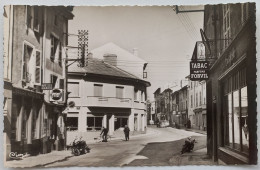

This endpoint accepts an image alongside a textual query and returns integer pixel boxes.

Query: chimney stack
[133,48,138,57]
[103,54,117,66]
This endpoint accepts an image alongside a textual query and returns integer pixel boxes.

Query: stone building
[3,5,73,160]
[203,3,256,164]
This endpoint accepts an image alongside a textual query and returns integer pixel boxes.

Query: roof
[68,58,151,87]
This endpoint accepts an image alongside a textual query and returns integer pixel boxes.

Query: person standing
[124,125,130,141]
[100,127,108,142]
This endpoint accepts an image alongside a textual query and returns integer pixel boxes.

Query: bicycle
[94,135,112,143]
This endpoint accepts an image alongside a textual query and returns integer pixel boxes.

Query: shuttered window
[35,51,41,84]
[116,86,124,98]
[94,84,103,97]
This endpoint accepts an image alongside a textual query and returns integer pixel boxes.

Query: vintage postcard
[2,1,257,168]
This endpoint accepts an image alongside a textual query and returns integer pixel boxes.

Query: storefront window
[223,68,248,154]
[241,86,249,153]
[87,116,103,130]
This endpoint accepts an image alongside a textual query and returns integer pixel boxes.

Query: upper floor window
[50,74,58,88]
[94,84,103,97]
[22,44,33,82]
[241,3,249,25]
[223,4,231,49]
[116,86,124,98]
[50,34,59,62]
[68,82,79,97]
[54,14,58,26]
[134,89,138,101]
[190,95,193,108]
[199,92,202,106]
[196,93,198,107]
[58,42,62,67]
[35,51,41,84]
[26,6,40,32]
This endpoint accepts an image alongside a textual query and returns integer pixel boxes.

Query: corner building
[66,57,150,144]
[204,3,257,164]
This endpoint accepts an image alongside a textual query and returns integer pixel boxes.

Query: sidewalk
[4,150,73,168]
[185,128,207,135]
[169,147,216,165]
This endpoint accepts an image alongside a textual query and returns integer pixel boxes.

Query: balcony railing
[86,96,132,108]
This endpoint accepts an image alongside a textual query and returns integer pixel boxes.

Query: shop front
[11,87,44,155]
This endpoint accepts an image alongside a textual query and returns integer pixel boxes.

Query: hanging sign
[190,61,209,81]
[50,88,63,102]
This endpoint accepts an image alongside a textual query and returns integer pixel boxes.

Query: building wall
[204,3,256,164]
[66,75,148,144]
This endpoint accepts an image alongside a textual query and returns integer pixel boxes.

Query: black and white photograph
[2,1,258,168]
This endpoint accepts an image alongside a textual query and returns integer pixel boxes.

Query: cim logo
[50,89,63,102]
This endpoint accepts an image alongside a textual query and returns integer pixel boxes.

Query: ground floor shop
[206,29,257,164]
[9,87,66,158]
[66,107,147,145]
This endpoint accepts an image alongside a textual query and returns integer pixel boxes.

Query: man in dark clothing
[100,127,108,142]
[124,125,130,141]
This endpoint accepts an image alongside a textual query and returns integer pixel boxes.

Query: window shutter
[35,51,41,84]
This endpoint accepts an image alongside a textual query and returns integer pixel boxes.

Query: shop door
[134,114,138,131]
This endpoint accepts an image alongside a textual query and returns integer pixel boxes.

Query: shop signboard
[190,61,209,81]
[50,88,63,102]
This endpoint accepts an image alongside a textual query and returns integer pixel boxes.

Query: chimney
[103,54,117,66]
[133,48,138,57]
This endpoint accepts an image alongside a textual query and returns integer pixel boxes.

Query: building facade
[3,5,73,160]
[188,80,207,130]
[178,86,188,127]
[204,3,256,164]
[66,56,150,144]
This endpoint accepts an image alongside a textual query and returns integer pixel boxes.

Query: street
[45,127,206,167]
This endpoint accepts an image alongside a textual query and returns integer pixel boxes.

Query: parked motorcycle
[71,137,91,156]
[181,137,197,154]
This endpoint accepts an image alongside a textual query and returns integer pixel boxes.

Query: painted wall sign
[42,83,53,90]
[190,61,209,81]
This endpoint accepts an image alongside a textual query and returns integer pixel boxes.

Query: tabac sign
[190,61,209,80]
[190,41,209,81]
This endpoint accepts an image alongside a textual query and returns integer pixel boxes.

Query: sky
[68,6,204,100]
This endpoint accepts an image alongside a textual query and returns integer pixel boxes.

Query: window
[190,95,193,108]
[58,42,62,67]
[87,116,103,131]
[35,51,41,84]
[68,82,79,97]
[94,84,103,97]
[33,6,39,32]
[241,3,249,24]
[223,4,231,48]
[59,79,64,89]
[134,89,138,100]
[50,74,58,89]
[223,68,248,154]
[66,117,78,131]
[50,34,59,62]
[196,93,198,107]
[199,92,202,106]
[26,6,33,29]
[22,44,33,82]
[116,86,124,98]
[54,15,58,26]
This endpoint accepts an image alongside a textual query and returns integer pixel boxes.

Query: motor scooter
[181,137,197,154]
[71,137,91,156]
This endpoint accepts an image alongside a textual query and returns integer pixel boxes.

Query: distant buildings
[66,45,151,144]
[3,5,74,160]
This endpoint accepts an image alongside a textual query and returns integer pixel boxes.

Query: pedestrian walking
[124,125,130,141]
[100,127,108,142]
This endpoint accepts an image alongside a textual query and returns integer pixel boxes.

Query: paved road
[46,127,206,167]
